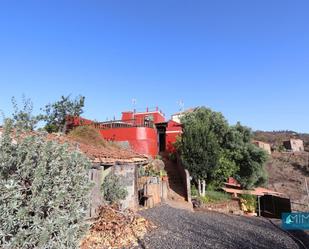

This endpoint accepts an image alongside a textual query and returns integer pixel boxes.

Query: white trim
[166,131,182,134]
[134,111,162,115]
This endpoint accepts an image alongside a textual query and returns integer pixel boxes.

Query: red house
[66,107,182,157]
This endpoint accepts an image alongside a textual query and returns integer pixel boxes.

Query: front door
[159,132,166,152]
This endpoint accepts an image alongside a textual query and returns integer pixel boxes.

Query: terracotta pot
[162,176,168,181]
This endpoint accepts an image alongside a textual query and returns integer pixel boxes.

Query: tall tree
[42,95,85,133]
[178,107,268,191]
[179,107,230,194]
[225,123,268,188]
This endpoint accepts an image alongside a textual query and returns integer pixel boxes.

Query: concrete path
[162,155,187,202]
[161,154,193,211]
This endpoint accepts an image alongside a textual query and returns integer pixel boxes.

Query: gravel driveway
[138,205,308,249]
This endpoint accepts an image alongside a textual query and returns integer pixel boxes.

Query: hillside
[266,152,309,211]
[253,131,309,211]
[254,130,309,151]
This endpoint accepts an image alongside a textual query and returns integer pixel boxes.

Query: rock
[151,159,165,171]
[230,210,244,216]
[192,198,202,208]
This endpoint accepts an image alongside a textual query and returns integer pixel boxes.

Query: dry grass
[68,126,118,148]
[80,205,155,249]
[266,152,309,211]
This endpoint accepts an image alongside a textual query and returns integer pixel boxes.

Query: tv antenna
[131,98,137,108]
[177,100,184,112]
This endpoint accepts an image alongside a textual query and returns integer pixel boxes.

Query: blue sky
[0,1,308,132]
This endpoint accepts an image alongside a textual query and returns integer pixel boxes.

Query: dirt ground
[266,152,309,211]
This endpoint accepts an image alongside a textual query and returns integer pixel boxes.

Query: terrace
[90,118,155,130]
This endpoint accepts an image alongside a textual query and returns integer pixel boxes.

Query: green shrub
[138,164,164,177]
[191,185,198,197]
[159,169,167,177]
[101,174,128,204]
[240,194,257,212]
[168,152,177,162]
[178,107,268,189]
[199,191,231,204]
[0,120,92,248]
[138,166,146,177]
[206,183,217,191]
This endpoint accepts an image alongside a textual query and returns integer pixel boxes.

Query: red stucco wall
[99,127,158,157]
[166,120,182,153]
[121,112,134,121]
[66,116,94,130]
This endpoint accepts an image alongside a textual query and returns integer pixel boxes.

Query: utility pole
[306,152,309,208]
[132,98,137,112]
[177,100,184,112]
[257,196,261,217]
[305,177,309,209]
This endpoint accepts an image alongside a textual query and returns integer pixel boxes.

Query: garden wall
[87,163,139,218]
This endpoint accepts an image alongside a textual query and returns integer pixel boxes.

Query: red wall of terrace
[165,120,182,153]
[66,112,184,157]
[99,127,158,157]
[121,112,134,121]
[66,116,94,126]
[133,112,165,124]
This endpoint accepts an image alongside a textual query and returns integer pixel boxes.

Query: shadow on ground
[138,205,309,249]
[161,153,187,201]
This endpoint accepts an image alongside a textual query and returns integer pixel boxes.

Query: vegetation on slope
[254,130,309,152]
[198,191,231,204]
[69,126,108,147]
[266,152,309,211]
[253,130,309,210]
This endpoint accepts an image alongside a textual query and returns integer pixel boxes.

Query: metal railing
[88,119,155,130]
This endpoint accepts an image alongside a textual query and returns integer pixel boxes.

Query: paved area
[160,155,193,211]
[164,199,193,212]
[138,205,309,249]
